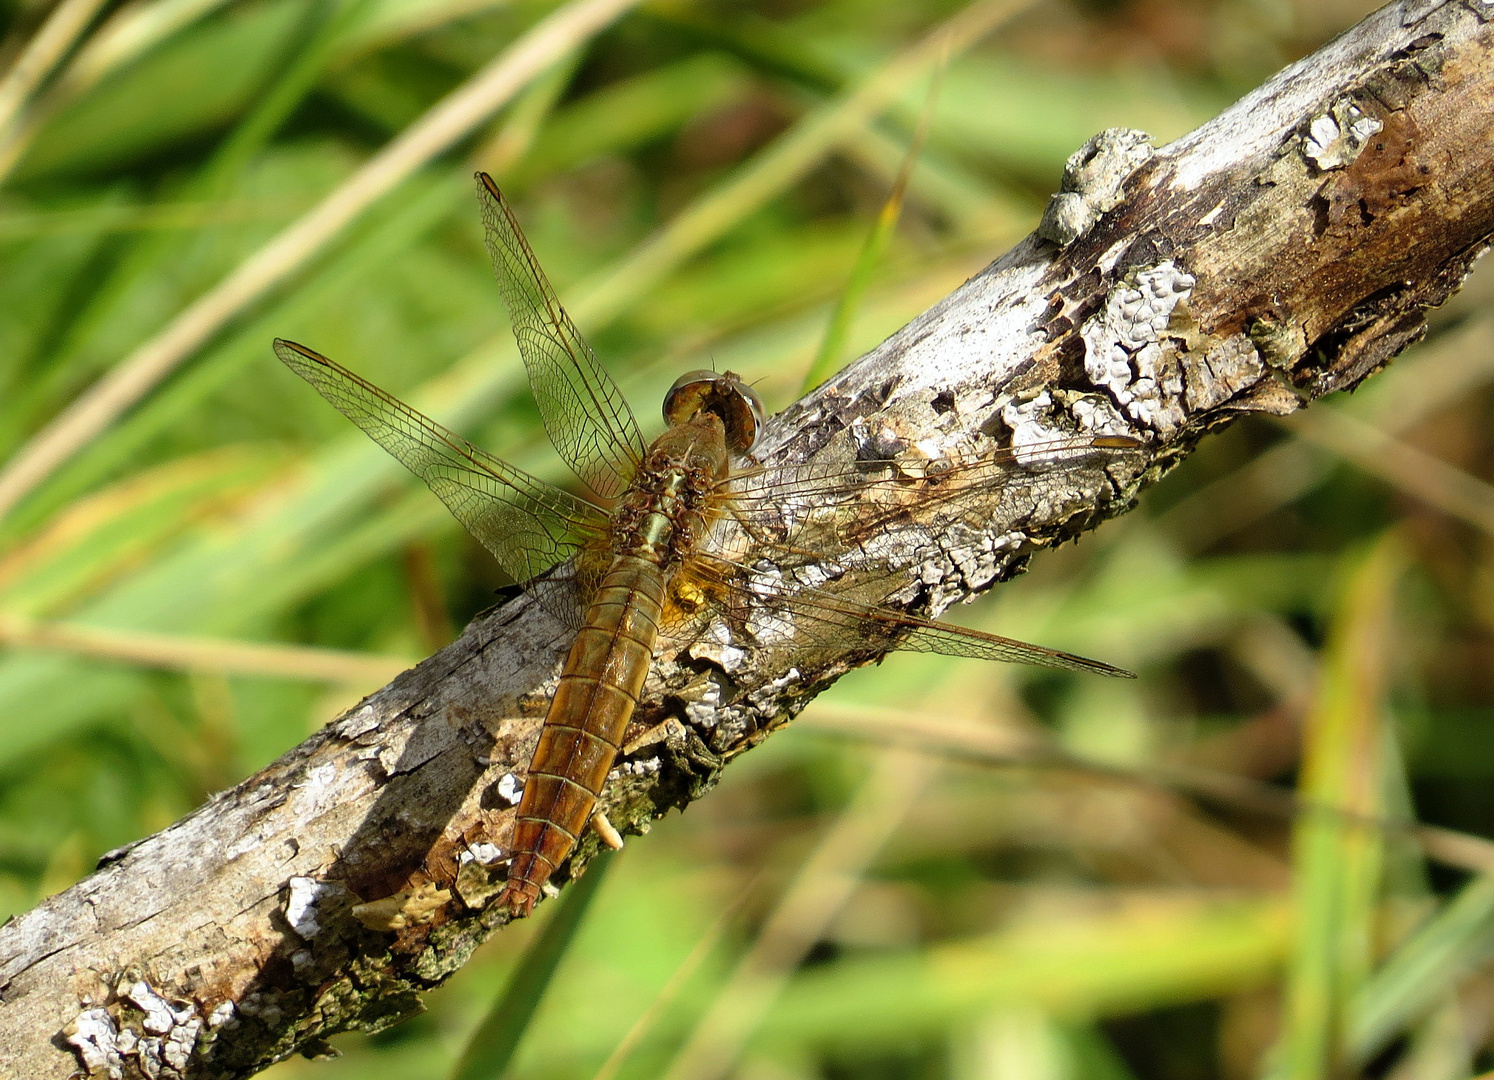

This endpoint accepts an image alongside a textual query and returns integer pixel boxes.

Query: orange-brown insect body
[499,409,736,915]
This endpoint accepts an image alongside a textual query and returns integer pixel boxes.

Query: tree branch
[4,1,1493,1076]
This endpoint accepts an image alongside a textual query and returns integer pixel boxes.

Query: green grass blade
[448,856,614,1080]
[11,0,307,182]
[591,881,749,1080]
[3,0,363,448]
[511,54,743,186]
[1346,873,1494,1064]
[201,0,382,195]
[1273,536,1403,1080]
[799,164,899,394]
[0,0,642,525]
[1,169,466,542]
[801,64,940,394]
[759,897,1290,1047]
[572,0,1034,330]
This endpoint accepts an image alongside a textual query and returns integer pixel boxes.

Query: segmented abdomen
[499,555,665,915]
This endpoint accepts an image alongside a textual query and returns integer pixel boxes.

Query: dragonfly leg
[591,810,624,850]
[725,501,775,548]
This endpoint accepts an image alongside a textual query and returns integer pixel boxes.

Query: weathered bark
[3,1,1493,1076]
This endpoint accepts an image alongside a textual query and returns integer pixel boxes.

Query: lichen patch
[495,772,523,806]
[65,1008,122,1078]
[688,619,747,673]
[1039,128,1156,245]
[1081,261,1196,434]
[1304,98,1384,171]
[63,979,204,1080]
[283,876,349,940]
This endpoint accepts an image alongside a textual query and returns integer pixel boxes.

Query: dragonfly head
[663,370,765,454]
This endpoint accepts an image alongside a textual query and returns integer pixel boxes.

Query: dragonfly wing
[475,173,647,501]
[276,339,607,627]
[689,551,1132,678]
[680,437,1142,677]
[877,615,1133,676]
[728,434,1143,556]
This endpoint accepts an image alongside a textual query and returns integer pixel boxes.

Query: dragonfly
[276,172,1140,917]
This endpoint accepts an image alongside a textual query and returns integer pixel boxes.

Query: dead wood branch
[3,1,1493,1076]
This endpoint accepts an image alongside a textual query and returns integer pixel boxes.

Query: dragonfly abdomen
[500,555,667,915]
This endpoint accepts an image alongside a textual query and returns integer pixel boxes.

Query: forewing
[678,434,1141,677]
[728,434,1143,555]
[275,339,606,624]
[475,173,646,500]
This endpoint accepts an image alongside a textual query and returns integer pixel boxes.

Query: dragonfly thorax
[610,415,731,569]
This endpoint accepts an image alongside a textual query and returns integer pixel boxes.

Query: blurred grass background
[4,0,1494,1077]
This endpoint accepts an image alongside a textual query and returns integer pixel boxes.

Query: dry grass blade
[1282,407,1494,538]
[474,46,581,175]
[0,0,643,526]
[51,0,232,96]
[798,700,1494,878]
[658,747,937,1080]
[0,0,111,139]
[0,615,411,683]
[0,0,235,180]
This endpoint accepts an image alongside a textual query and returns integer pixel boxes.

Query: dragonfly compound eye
[663,370,765,454]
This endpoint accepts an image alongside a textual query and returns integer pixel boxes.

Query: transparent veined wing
[275,339,608,624]
[475,173,646,501]
[725,433,1143,555]
[672,433,1143,677]
[687,550,1133,678]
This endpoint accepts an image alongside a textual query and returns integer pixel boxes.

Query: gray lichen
[1303,98,1383,171]
[1039,128,1156,245]
[63,979,205,1080]
[1081,260,1196,434]
[1182,335,1268,413]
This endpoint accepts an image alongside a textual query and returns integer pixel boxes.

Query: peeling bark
[3,1,1493,1076]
